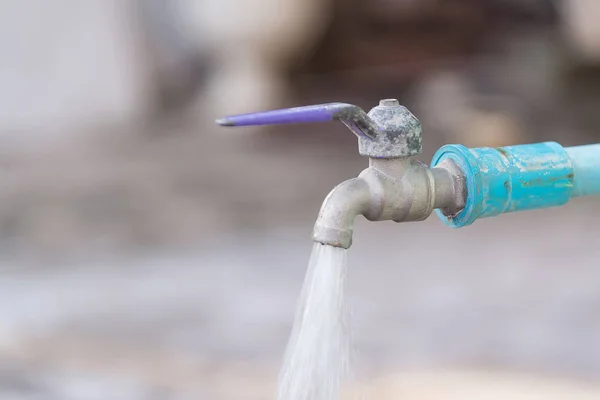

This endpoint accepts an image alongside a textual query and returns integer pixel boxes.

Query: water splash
[277,242,350,400]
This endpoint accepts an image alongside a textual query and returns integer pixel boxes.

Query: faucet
[217,99,600,249]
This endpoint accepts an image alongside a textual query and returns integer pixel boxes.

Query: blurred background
[2,0,600,398]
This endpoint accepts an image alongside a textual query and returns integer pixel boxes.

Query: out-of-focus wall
[562,0,600,62]
[175,0,332,116]
[0,1,153,139]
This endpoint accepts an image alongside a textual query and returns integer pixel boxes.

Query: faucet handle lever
[216,102,379,140]
[216,99,422,158]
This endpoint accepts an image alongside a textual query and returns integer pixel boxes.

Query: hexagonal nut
[358,99,422,158]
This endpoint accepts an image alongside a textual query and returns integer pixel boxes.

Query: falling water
[277,242,351,400]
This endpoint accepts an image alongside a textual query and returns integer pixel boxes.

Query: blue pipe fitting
[431,142,578,227]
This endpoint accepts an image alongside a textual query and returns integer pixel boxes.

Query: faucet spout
[313,177,372,249]
[312,157,467,249]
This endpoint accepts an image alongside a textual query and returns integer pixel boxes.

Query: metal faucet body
[217,98,466,248]
[217,99,600,249]
[313,157,464,248]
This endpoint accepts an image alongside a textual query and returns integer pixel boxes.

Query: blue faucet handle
[215,102,379,140]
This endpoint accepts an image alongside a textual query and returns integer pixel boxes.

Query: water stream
[277,242,351,400]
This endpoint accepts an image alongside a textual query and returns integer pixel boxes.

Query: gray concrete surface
[0,192,599,398]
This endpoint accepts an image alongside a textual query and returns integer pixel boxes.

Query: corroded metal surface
[363,99,422,158]
[312,157,463,248]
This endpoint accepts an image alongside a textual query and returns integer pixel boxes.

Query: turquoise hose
[566,144,600,198]
[431,141,599,227]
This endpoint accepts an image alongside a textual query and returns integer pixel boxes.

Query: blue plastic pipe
[431,142,600,227]
[567,144,600,198]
